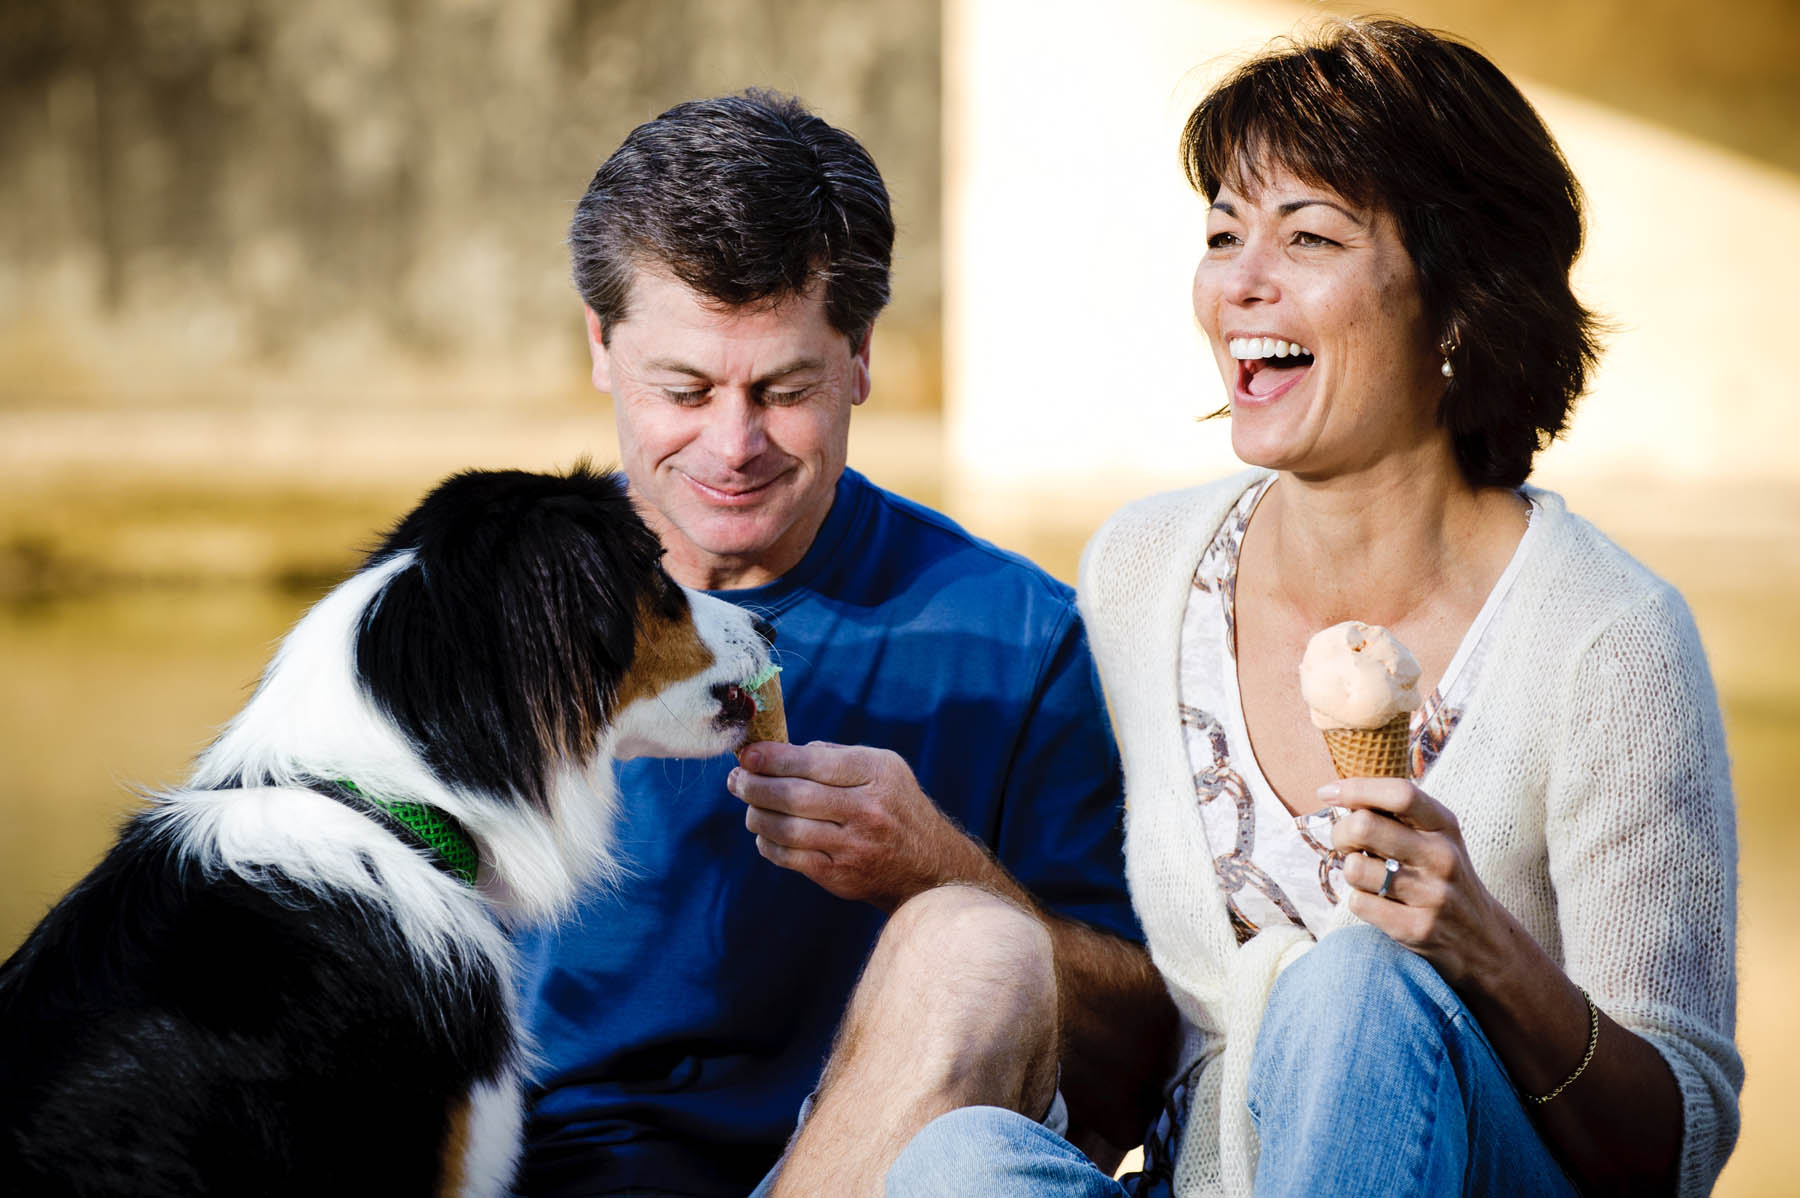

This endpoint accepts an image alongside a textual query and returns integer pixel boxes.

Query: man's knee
[876,885,1055,1009]
[846,884,1058,1114]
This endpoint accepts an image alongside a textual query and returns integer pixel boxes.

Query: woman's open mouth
[1230,336,1315,401]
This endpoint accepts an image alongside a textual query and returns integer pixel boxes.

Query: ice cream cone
[1320,712,1412,779]
[745,667,788,744]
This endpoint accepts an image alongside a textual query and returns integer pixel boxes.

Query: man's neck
[656,490,841,592]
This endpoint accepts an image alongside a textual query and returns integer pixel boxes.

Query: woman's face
[1193,164,1444,478]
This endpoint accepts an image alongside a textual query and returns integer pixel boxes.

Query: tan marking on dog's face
[438,1094,472,1197]
[613,591,717,711]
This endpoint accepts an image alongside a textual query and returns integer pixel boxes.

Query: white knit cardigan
[1078,469,1741,1197]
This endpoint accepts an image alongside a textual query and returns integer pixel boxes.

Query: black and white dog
[0,465,775,1196]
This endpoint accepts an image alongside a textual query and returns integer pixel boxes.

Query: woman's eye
[1293,231,1339,248]
[1206,231,1241,250]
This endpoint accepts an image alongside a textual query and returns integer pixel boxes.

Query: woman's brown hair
[1182,17,1602,489]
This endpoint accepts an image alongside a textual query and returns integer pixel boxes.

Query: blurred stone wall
[0,0,941,411]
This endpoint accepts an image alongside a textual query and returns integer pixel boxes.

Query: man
[515,90,1173,1196]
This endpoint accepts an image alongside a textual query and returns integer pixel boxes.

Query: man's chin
[689,512,788,559]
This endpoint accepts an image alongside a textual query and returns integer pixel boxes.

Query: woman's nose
[1221,241,1279,306]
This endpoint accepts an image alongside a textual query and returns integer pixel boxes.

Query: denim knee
[1261,924,1456,1039]
[1249,924,1466,1120]
[1244,926,1578,1198]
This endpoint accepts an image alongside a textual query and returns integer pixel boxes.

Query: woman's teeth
[1228,336,1313,361]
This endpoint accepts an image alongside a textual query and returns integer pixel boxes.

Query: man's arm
[730,743,1176,1165]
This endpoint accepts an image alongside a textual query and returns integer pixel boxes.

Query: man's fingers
[729,768,845,821]
[754,834,832,876]
[736,739,882,788]
[745,804,840,852]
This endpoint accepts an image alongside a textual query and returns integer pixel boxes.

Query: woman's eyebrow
[1209,197,1361,223]
[1279,198,1362,223]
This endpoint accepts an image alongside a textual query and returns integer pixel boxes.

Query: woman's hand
[1322,777,1524,990]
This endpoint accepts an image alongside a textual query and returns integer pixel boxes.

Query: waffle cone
[746,671,788,744]
[1320,712,1412,779]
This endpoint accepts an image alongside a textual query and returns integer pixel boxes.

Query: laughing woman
[887,17,1739,1198]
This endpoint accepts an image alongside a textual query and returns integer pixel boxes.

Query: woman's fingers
[1319,777,1462,836]
[1329,806,1435,866]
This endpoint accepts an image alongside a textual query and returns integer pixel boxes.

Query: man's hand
[729,741,997,911]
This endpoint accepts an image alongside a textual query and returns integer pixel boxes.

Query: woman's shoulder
[1508,485,1706,669]
[1082,469,1270,573]
[1077,469,1268,666]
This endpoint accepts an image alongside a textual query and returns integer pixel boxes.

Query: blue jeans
[886,925,1579,1196]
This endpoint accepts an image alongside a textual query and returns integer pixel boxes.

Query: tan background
[2,1,1795,1191]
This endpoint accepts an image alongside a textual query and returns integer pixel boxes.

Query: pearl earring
[1439,335,1458,380]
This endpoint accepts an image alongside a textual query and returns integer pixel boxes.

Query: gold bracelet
[1527,987,1599,1105]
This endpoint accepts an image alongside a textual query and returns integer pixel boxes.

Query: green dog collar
[336,779,480,887]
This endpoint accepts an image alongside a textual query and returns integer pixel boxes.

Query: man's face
[587,268,870,591]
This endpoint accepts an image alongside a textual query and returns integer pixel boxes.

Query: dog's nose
[752,617,777,647]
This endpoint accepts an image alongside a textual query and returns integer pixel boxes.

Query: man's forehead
[621,264,826,325]
[609,268,845,375]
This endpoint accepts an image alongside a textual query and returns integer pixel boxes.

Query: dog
[0,465,776,1196]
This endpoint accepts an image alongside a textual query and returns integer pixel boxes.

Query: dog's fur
[0,465,774,1196]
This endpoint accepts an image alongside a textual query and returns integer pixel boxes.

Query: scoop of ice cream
[1298,621,1421,731]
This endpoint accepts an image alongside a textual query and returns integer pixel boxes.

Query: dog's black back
[0,813,509,1195]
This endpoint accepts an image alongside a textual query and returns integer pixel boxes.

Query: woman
[888,17,1739,1197]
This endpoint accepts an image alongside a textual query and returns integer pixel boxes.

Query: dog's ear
[355,465,664,809]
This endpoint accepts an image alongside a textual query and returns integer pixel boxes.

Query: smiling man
[512,91,1172,1195]
[589,269,864,591]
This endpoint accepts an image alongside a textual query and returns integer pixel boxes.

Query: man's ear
[583,306,613,393]
[851,327,873,406]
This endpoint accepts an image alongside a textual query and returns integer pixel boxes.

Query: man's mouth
[684,473,782,504]
[1229,336,1315,400]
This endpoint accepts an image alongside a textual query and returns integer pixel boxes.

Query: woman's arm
[1329,585,1740,1195]
[1330,778,1684,1193]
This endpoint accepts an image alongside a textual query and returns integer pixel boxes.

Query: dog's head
[357,464,773,804]
[191,464,775,921]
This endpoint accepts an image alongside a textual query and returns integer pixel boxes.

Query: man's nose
[704,391,768,467]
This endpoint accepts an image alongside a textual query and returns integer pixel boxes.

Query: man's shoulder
[847,470,1076,607]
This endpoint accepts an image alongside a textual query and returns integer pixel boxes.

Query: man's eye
[761,387,813,406]
[662,388,708,405]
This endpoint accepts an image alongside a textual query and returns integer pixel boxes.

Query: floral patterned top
[1179,476,1538,942]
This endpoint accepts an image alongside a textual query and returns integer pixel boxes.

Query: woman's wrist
[1453,915,1593,1098]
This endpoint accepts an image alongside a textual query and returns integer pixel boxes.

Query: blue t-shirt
[515,468,1134,1195]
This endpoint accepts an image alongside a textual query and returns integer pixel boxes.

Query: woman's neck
[1249,451,1526,630]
